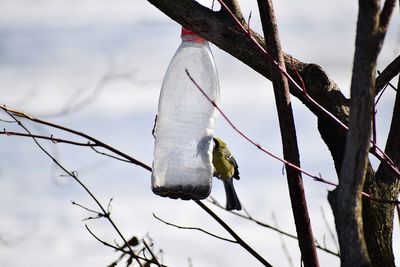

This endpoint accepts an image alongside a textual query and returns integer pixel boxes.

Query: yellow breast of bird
[212,150,235,180]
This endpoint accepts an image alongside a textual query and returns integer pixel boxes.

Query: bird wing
[225,152,240,180]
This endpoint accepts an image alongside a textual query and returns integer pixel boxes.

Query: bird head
[213,137,227,150]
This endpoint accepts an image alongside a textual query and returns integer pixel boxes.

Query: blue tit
[212,137,242,211]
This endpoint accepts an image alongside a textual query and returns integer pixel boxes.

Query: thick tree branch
[329,1,382,266]
[256,0,319,266]
[363,75,400,267]
[151,0,285,87]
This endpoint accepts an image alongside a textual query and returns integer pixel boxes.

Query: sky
[0,0,399,266]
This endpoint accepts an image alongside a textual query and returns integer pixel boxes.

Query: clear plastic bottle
[151,27,220,200]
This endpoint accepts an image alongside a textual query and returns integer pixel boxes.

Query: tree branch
[364,74,400,266]
[0,130,98,147]
[379,0,396,30]
[376,55,400,94]
[256,0,319,266]
[195,200,273,267]
[1,106,151,171]
[329,1,382,266]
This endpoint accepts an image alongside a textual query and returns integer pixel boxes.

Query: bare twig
[1,129,133,164]
[90,146,132,163]
[207,197,340,257]
[0,130,97,147]
[72,201,107,220]
[271,213,295,267]
[142,239,163,267]
[375,81,390,106]
[153,213,236,243]
[86,224,125,251]
[319,207,339,252]
[1,105,151,171]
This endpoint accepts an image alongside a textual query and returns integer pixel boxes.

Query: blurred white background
[0,0,399,266]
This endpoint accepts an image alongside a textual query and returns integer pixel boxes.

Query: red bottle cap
[181,27,206,43]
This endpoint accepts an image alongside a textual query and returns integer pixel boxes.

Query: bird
[212,137,242,211]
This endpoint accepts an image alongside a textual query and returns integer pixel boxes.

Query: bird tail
[223,179,242,211]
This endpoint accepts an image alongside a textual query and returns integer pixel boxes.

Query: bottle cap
[181,27,206,43]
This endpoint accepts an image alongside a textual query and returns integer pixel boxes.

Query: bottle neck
[181,34,207,44]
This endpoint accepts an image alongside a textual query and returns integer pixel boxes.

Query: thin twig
[207,197,340,257]
[271,213,295,267]
[86,224,125,251]
[0,130,97,147]
[90,146,132,163]
[72,201,104,215]
[142,239,163,267]
[319,207,339,252]
[372,102,378,145]
[153,213,236,243]
[375,81,389,106]
[1,105,151,171]
[1,129,132,164]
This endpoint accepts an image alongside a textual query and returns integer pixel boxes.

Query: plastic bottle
[151,27,220,200]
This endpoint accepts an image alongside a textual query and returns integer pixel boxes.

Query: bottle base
[152,184,210,200]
